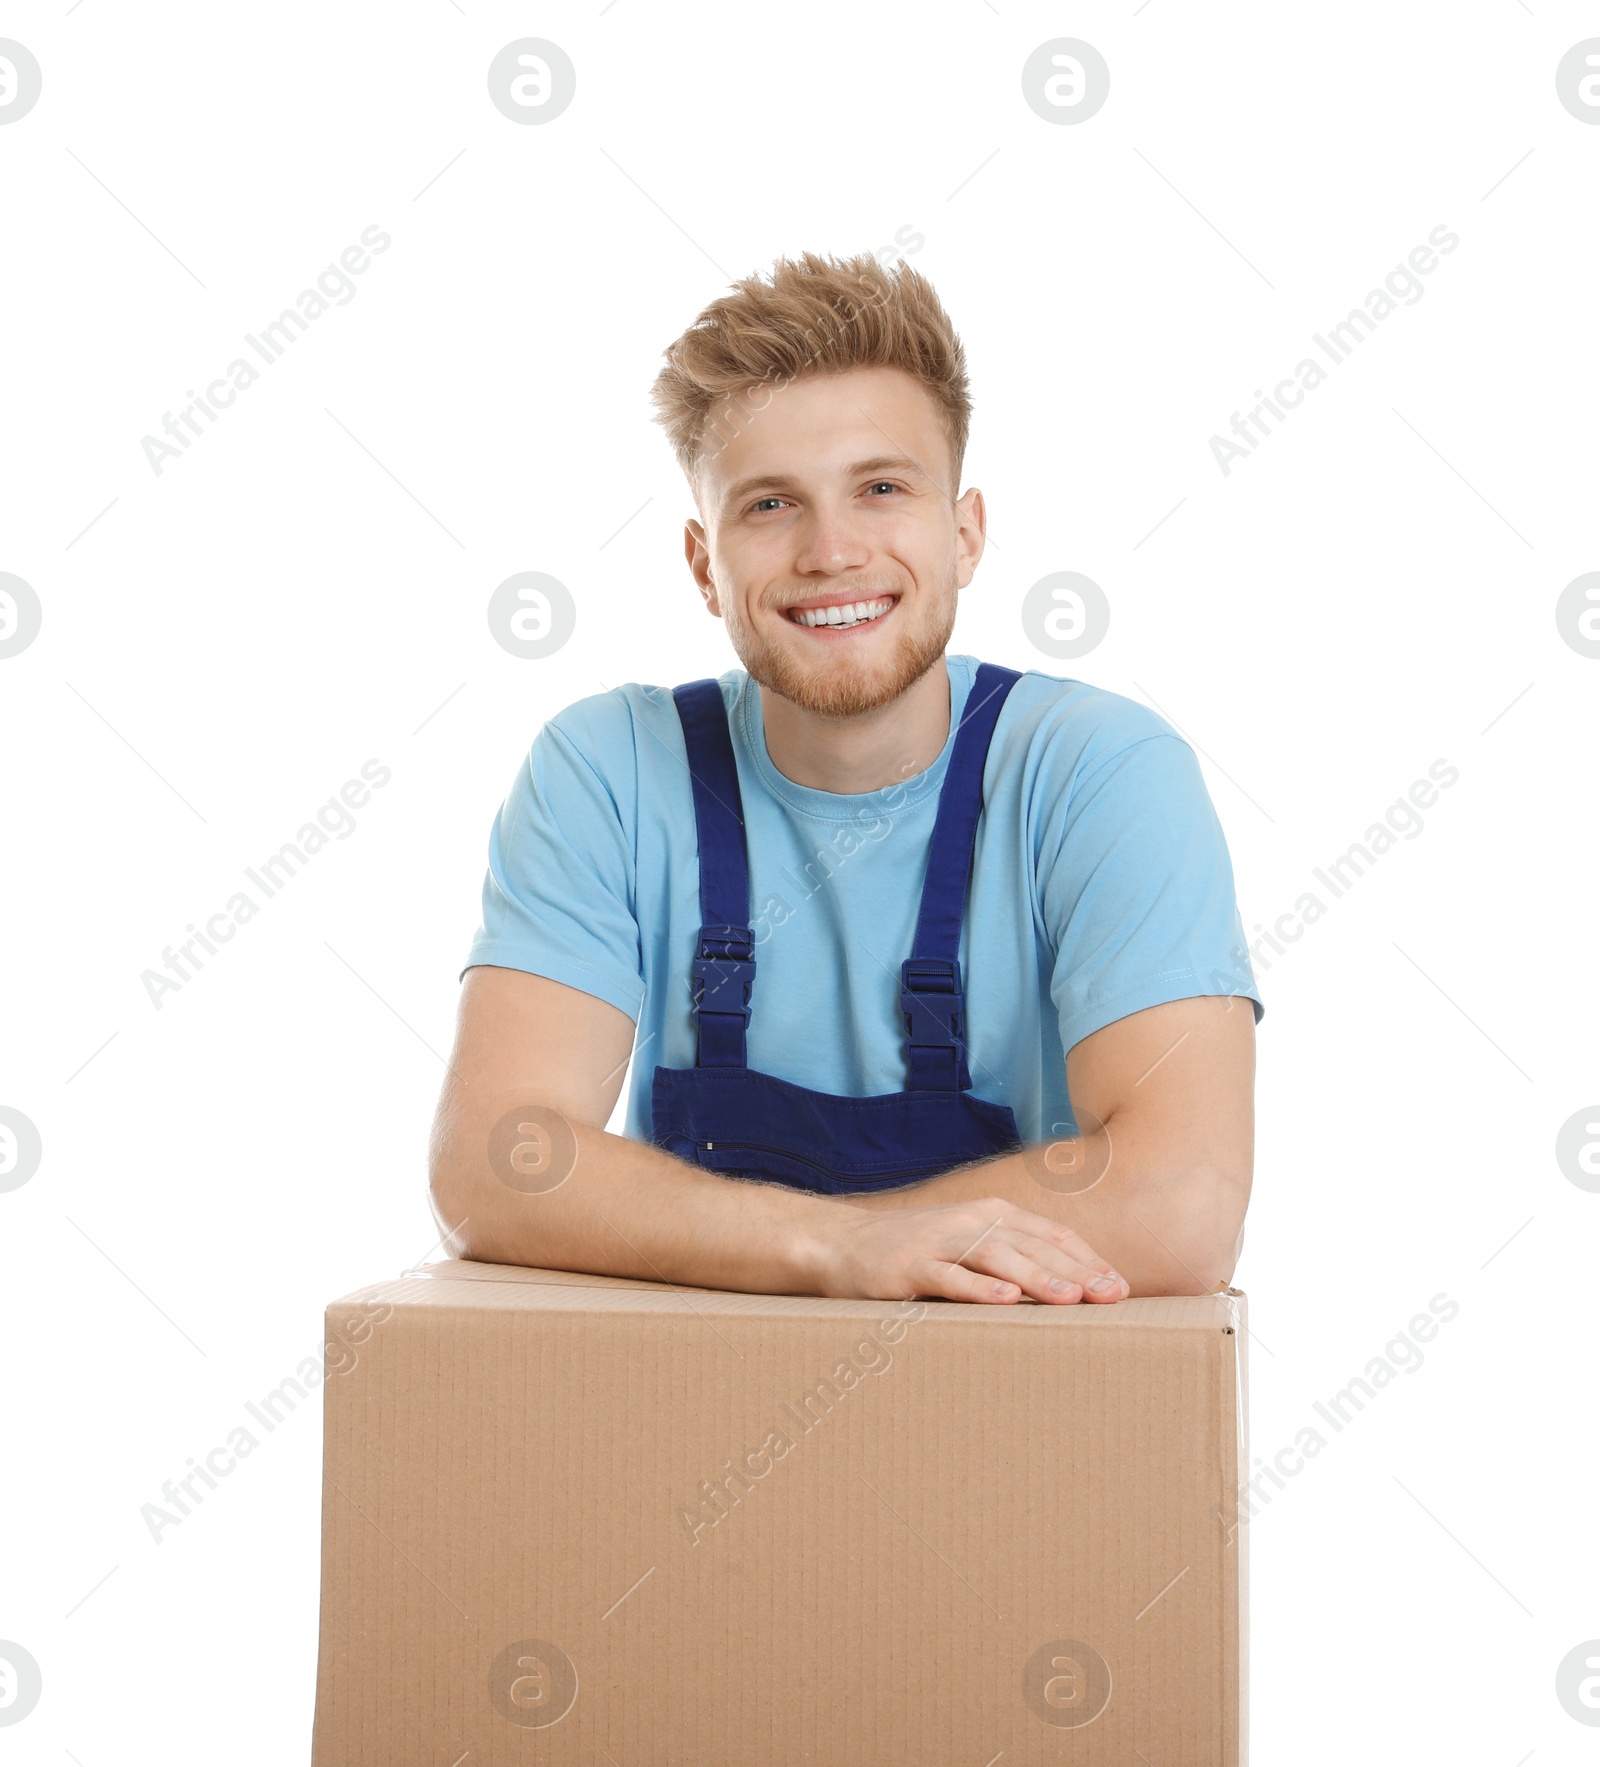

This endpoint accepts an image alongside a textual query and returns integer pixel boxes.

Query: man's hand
[801,1195,1130,1306]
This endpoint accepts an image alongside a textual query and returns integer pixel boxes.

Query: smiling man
[428,251,1263,1306]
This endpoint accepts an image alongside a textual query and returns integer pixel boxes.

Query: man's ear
[684,519,718,612]
[953,486,986,589]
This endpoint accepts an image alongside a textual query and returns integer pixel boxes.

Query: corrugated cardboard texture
[313,1261,1246,1764]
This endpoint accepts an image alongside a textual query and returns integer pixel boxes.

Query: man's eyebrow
[719,455,932,510]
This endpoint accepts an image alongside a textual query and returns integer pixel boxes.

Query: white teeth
[791,596,893,629]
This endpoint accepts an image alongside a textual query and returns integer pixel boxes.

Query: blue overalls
[650,662,1026,1196]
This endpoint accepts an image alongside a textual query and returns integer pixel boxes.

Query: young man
[429,252,1262,1307]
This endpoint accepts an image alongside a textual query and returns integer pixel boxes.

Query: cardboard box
[312,1260,1247,1764]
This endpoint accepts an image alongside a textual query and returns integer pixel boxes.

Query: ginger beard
[720,570,960,721]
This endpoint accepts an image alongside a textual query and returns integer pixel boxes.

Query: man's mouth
[784,594,897,632]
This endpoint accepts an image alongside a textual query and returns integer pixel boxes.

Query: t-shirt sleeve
[461,711,646,1023]
[1040,731,1263,1055]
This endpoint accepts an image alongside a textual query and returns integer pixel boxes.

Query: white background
[2,1,1596,1759]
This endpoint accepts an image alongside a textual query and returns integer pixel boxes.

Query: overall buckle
[692,924,756,1022]
[900,955,964,1046]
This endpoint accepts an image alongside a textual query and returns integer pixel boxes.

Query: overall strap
[671,679,755,1068]
[902,662,1022,1092]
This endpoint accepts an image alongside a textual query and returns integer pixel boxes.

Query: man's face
[684,365,985,719]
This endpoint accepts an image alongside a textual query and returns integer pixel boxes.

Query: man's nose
[790,508,873,577]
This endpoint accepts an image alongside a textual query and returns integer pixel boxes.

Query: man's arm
[846,994,1256,1297]
[426,965,1134,1306]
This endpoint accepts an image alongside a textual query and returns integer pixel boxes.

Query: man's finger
[948,1216,1125,1302]
[959,1238,1086,1305]
[908,1258,1024,1306]
[1002,1229,1128,1302]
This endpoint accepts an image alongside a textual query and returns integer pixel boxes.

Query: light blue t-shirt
[463,653,1263,1146]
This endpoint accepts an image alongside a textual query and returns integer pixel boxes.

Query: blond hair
[649,250,971,501]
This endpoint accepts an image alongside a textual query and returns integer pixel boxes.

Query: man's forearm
[844,1121,1248,1297]
[432,1118,850,1295]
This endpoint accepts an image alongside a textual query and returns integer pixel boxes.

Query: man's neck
[757,660,952,795]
